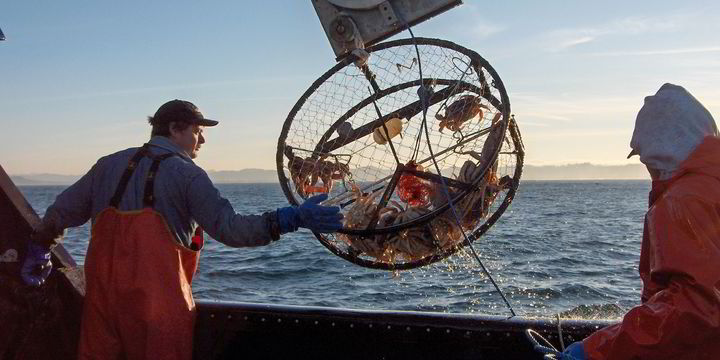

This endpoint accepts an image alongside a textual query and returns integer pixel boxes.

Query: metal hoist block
[311,0,462,60]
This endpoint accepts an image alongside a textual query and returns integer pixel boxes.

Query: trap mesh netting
[277,38,524,270]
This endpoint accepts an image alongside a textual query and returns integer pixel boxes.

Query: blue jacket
[41,136,275,248]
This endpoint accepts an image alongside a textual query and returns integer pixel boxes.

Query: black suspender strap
[142,153,175,208]
[109,145,149,208]
[108,144,177,209]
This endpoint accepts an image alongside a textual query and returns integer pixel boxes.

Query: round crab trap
[277,37,524,270]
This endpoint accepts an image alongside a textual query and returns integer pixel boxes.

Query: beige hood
[629,83,717,179]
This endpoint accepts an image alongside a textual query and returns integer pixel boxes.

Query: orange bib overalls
[78,145,204,360]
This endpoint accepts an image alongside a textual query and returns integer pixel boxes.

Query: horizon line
[9,162,644,177]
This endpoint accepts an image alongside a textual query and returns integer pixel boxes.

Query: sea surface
[20,180,649,319]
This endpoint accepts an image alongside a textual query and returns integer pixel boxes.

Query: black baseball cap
[152,100,219,127]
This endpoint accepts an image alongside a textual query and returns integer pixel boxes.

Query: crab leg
[365,168,403,231]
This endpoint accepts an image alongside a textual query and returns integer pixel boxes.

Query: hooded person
[560,83,720,359]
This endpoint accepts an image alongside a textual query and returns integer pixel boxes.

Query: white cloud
[514,120,550,128]
[529,129,632,138]
[559,36,595,49]
[609,15,687,34]
[12,76,307,104]
[540,13,694,51]
[511,92,640,126]
[472,22,505,38]
[590,46,720,57]
[521,112,573,123]
[457,3,506,39]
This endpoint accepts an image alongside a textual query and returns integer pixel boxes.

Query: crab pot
[277,37,524,270]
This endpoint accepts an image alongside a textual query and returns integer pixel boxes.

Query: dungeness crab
[436,95,489,133]
[338,187,392,261]
[289,155,350,198]
[338,186,458,263]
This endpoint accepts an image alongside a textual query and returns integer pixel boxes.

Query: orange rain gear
[77,146,204,359]
[583,136,720,359]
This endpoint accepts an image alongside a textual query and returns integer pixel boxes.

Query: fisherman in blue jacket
[21,99,343,359]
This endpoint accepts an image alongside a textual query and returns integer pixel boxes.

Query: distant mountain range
[10,163,648,186]
[206,169,279,183]
[11,174,84,185]
[10,169,279,186]
[522,163,648,180]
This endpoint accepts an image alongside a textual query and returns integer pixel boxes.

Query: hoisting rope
[397,15,517,317]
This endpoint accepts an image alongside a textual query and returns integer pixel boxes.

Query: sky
[1,1,719,175]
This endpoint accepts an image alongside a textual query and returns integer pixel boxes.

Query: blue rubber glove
[277,194,344,233]
[21,242,53,286]
[559,342,587,360]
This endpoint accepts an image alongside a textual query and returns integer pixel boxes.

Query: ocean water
[19,180,649,319]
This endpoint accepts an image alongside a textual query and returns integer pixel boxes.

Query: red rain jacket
[583,136,720,359]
